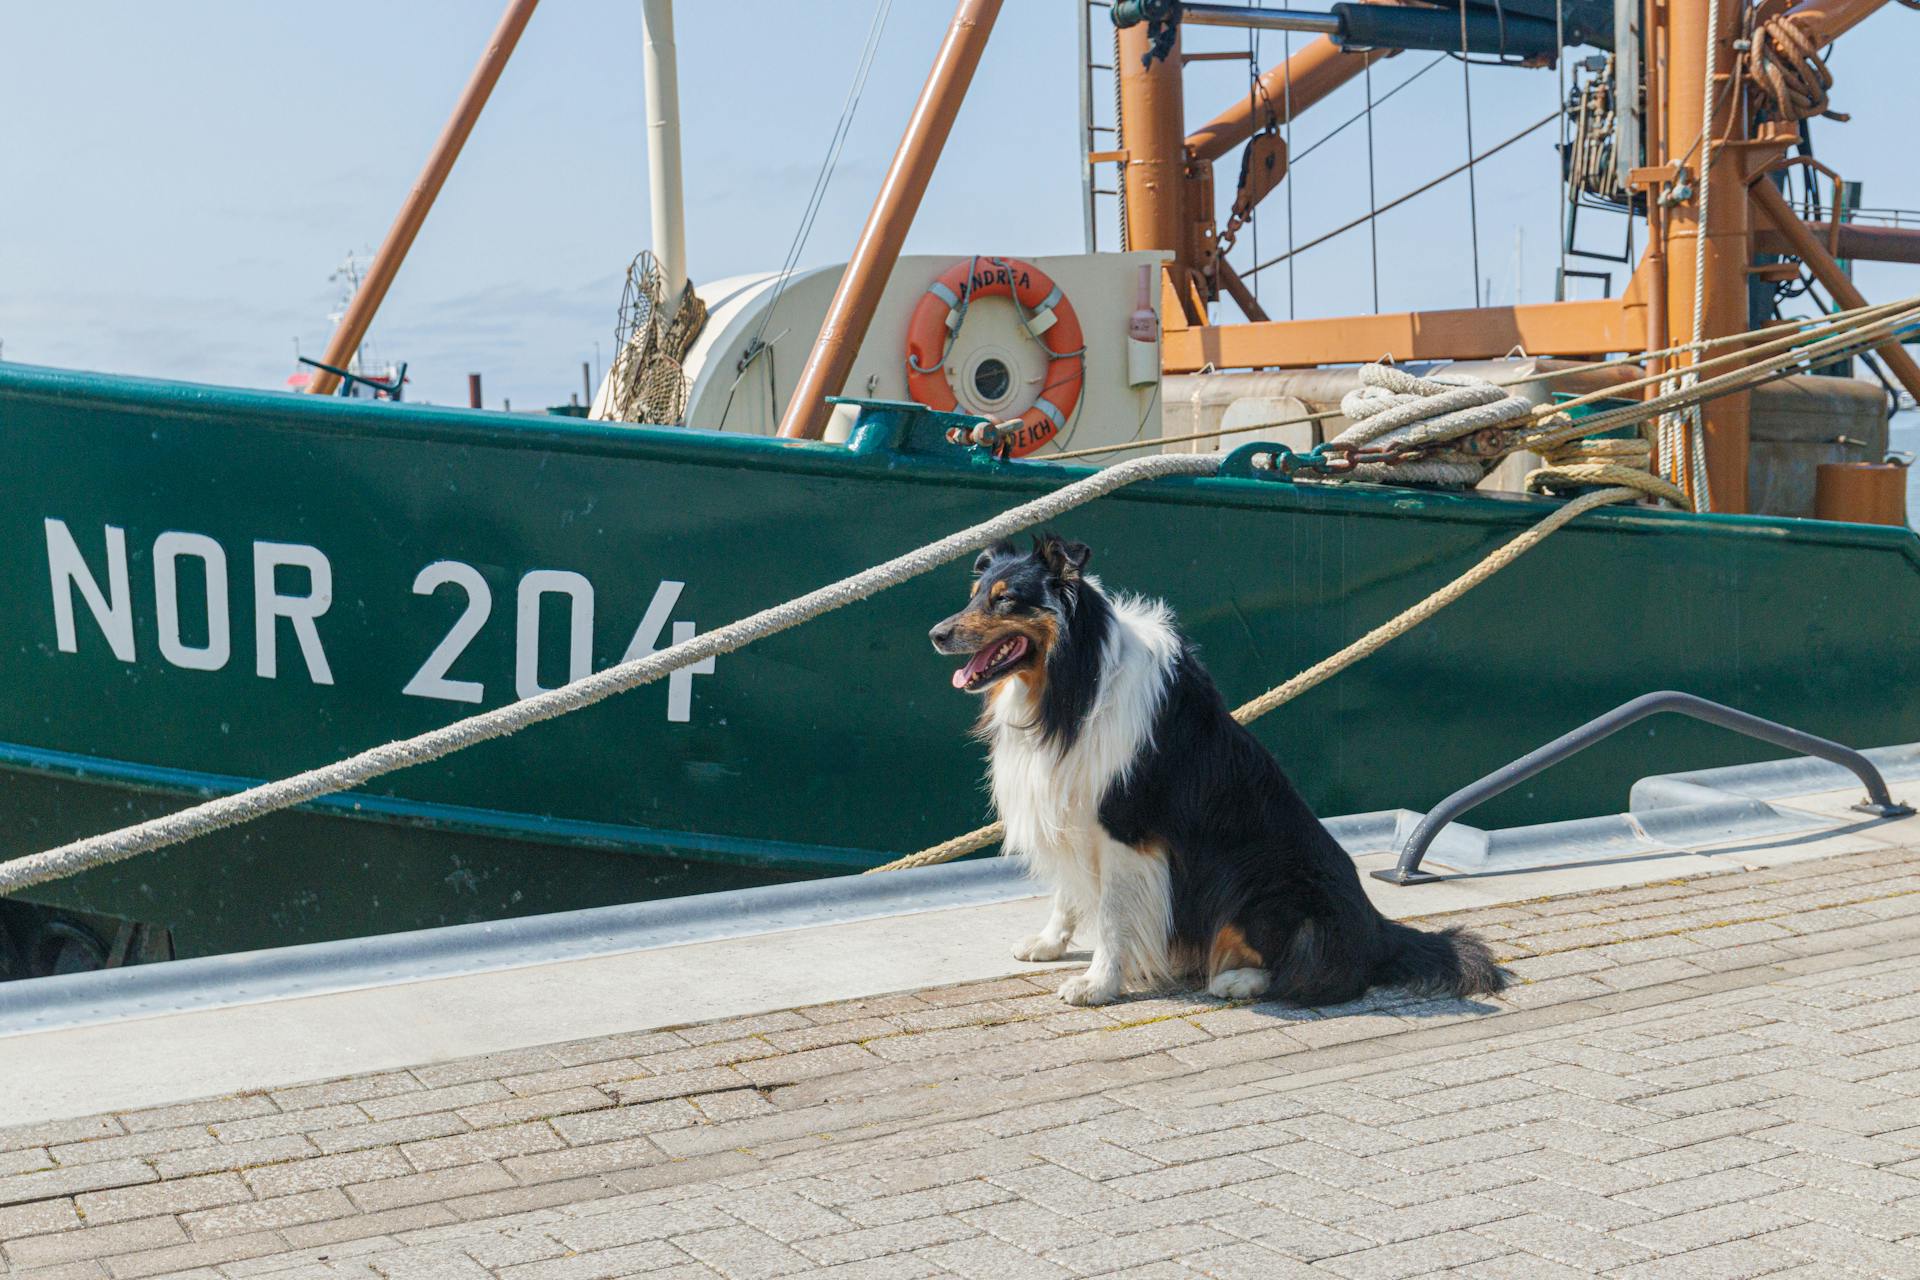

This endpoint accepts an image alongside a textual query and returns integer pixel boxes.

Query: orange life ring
[905,256,1085,456]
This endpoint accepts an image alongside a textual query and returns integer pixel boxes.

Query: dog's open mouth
[952,634,1030,690]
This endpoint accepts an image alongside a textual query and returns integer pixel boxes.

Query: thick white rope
[0,452,1221,896]
[1332,365,1533,485]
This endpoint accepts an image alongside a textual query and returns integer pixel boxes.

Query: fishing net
[599,252,708,424]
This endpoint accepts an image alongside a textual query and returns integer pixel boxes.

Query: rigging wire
[1459,1,1485,307]
[1555,0,1568,297]
[1248,1,1261,313]
[1243,111,1560,277]
[1283,30,1297,318]
[1364,59,1381,313]
[723,0,893,423]
[1287,55,1446,169]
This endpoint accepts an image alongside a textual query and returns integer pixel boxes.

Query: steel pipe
[776,0,1004,440]
[1175,4,1342,34]
[1373,691,1912,885]
[307,0,540,396]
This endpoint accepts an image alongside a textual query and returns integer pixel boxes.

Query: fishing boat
[2,0,1917,978]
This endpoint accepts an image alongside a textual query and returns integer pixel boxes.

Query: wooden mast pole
[1659,0,1751,510]
[306,0,540,397]
[775,0,1005,441]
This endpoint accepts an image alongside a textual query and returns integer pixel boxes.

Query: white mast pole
[642,0,688,311]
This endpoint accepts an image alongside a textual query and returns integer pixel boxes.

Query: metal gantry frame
[1373,690,1914,885]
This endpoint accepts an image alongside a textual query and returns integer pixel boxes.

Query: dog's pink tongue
[953,649,993,689]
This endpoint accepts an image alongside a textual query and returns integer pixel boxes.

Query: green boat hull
[2,363,1917,960]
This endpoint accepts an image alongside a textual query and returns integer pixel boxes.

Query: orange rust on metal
[1185,28,1401,164]
[1161,299,1636,371]
[307,0,540,397]
[1659,0,1751,510]
[775,0,1005,440]
[1749,178,1920,404]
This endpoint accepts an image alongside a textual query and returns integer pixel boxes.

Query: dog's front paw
[1013,933,1070,962]
[1057,973,1120,1006]
[1208,967,1272,1000]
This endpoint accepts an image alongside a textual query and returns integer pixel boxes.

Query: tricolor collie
[930,535,1507,1008]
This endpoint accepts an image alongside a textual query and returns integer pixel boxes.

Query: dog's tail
[1374,921,1509,998]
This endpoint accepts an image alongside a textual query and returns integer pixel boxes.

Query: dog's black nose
[929,621,955,650]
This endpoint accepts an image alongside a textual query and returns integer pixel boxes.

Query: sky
[2,2,1916,409]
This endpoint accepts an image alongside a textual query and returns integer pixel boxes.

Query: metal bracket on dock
[1372,690,1914,886]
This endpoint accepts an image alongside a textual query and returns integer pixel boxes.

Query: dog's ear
[973,540,1015,575]
[1033,534,1092,581]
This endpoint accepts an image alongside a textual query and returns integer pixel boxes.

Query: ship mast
[1101,0,1920,512]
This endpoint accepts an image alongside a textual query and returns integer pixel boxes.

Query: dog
[929,533,1508,1008]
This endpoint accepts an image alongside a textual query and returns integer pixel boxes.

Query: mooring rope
[868,484,1639,874]
[0,453,1221,896]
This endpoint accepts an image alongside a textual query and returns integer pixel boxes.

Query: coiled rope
[0,452,1220,896]
[1747,13,1846,124]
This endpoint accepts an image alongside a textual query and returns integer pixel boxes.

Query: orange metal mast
[306,0,540,397]
[1116,19,1200,319]
[776,0,1005,441]
[1658,0,1752,510]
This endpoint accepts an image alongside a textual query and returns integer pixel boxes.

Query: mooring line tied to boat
[6,308,1908,895]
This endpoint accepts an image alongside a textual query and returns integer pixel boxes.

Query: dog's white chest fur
[985,593,1179,874]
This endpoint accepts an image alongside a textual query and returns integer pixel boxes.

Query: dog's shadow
[1042,954,1503,1022]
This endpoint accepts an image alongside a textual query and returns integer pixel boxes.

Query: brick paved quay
[5,847,1920,1280]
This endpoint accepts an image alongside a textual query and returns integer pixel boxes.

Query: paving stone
[346,1162,516,1213]
[359,1082,510,1122]
[452,1087,614,1130]
[493,1240,690,1280]
[311,1112,471,1156]
[100,1230,286,1279]
[4,1217,189,1269]
[0,1159,158,1208]
[0,1197,83,1239]
[1311,1229,1508,1279]
[47,1128,217,1167]
[73,1174,251,1225]
[1607,1238,1804,1280]
[1466,1209,1665,1271]
[150,1135,318,1179]
[1616,1200,1807,1254]
[673,1225,813,1278]
[178,1188,355,1240]
[913,1232,1074,1279]
[242,1147,412,1198]
[399,1122,566,1172]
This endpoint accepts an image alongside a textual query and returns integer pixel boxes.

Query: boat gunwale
[6,361,1916,561]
